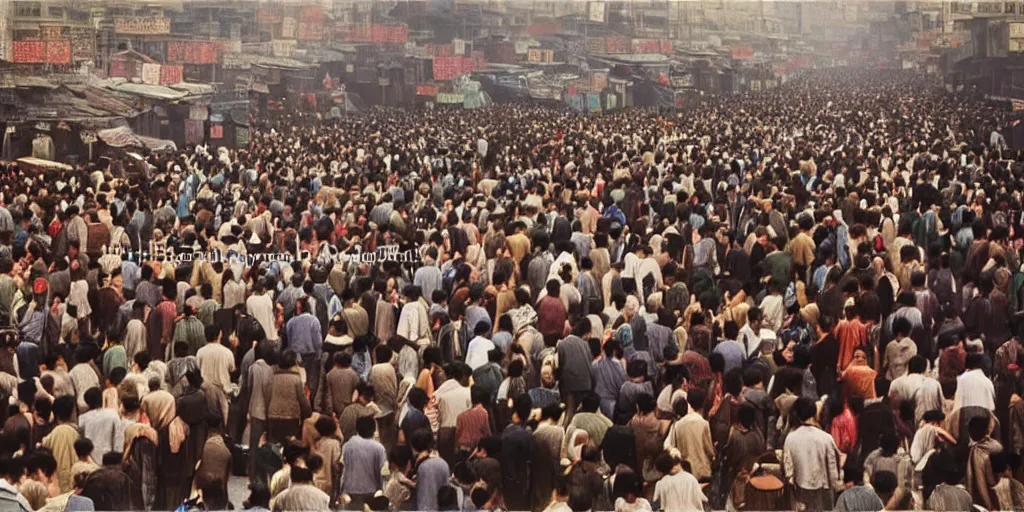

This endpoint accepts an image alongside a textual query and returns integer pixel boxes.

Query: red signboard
[257,7,282,23]
[345,24,409,44]
[299,6,324,23]
[12,41,45,63]
[606,37,630,54]
[433,56,459,80]
[110,60,127,77]
[46,40,71,64]
[525,20,562,36]
[416,84,438,96]
[160,64,183,84]
[12,40,69,64]
[168,42,220,64]
[731,46,754,60]
[210,124,223,139]
[659,40,674,54]
[297,23,324,41]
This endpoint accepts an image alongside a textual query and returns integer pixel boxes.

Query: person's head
[908,355,928,375]
[107,366,127,388]
[654,450,679,475]
[580,392,600,413]
[52,396,74,423]
[74,438,94,460]
[437,485,459,510]
[101,452,122,467]
[512,393,533,424]
[355,382,376,403]
[25,452,56,483]
[314,415,338,438]
[842,459,864,486]
[409,427,434,453]
[545,279,560,298]
[407,387,428,411]
[204,324,221,344]
[966,353,985,371]
[356,416,377,439]
[568,488,594,512]
[794,396,817,423]
[83,387,102,411]
[872,471,898,498]
[879,430,900,457]
[290,465,314,485]
[245,485,270,510]
[742,367,763,388]
[968,416,990,442]
[687,388,706,413]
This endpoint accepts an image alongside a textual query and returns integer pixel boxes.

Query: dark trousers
[438,426,457,466]
[301,352,321,404]
[267,418,300,445]
[248,418,268,482]
[346,493,374,511]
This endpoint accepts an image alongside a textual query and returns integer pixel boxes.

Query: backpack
[603,205,626,228]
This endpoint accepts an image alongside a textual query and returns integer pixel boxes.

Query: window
[47,7,63,18]
[14,2,41,17]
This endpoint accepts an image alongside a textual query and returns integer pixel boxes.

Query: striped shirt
[173,316,206,355]
[155,300,178,346]
[455,405,490,450]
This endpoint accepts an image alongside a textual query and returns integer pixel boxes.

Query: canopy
[97,126,143,148]
[138,136,177,153]
[16,157,72,172]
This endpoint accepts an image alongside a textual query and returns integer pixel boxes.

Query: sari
[842,364,878,401]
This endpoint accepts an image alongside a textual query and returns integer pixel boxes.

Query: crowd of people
[0,67,1017,512]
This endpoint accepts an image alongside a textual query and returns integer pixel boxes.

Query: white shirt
[246,293,278,341]
[739,324,762,357]
[911,423,942,464]
[434,379,471,429]
[197,342,236,394]
[652,470,706,512]
[783,424,840,491]
[954,369,995,411]
[759,294,785,333]
[889,373,943,425]
[465,336,495,370]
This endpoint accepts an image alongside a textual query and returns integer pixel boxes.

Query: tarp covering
[138,136,177,152]
[110,83,188,100]
[97,126,143,148]
[16,157,72,172]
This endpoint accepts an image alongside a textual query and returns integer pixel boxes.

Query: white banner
[141,63,161,85]
[282,17,296,38]
[515,40,529,55]
[588,2,606,23]
[453,38,466,56]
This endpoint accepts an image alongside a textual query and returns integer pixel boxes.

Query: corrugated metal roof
[110,83,189,100]
[14,77,58,89]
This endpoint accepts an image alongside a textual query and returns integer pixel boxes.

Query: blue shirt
[285,314,323,357]
[341,436,387,495]
[415,457,451,511]
[712,339,747,373]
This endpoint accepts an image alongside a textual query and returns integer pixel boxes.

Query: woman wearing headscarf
[141,383,193,510]
[122,407,159,510]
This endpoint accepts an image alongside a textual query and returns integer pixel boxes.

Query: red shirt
[455,405,490,450]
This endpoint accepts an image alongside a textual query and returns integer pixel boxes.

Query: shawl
[122,422,159,461]
[141,390,188,454]
[124,319,147,362]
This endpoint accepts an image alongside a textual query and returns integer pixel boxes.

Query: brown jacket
[320,367,360,417]
[267,368,311,421]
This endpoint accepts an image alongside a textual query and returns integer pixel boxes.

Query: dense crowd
[0,67,1017,512]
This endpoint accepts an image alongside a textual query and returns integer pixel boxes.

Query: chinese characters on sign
[114,17,171,35]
